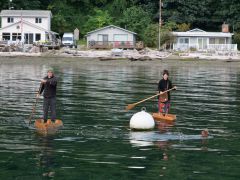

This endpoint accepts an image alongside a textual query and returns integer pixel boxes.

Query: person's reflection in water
[36,135,56,178]
[155,121,173,178]
[155,140,171,162]
[163,152,168,161]
[157,121,175,133]
[155,121,176,162]
[201,129,209,151]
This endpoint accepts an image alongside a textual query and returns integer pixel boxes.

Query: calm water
[0,57,240,179]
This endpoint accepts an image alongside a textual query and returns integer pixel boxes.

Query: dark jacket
[158,79,173,100]
[39,76,57,98]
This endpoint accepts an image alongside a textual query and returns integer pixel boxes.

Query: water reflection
[129,125,212,149]
[35,135,56,178]
[1,58,240,179]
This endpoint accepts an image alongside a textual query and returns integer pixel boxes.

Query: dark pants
[43,97,56,122]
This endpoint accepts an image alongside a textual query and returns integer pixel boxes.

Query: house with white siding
[172,27,237,52]
[0,10,57,44]
[86,25,137,49]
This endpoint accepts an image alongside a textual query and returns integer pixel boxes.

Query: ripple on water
[1,58,240,179]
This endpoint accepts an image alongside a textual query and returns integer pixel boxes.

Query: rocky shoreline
[0,48,240,61]
[0,48,171,61]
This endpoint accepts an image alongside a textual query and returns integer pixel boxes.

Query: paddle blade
[126,104,136,111]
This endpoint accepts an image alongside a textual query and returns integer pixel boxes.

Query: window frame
[7,17,14,23]
[2,32,11,40]
[35,33,41,41]
[12,33,21,41]
[35,17,42,23]
[179,37,189,44]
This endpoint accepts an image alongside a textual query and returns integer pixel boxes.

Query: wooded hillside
[1,0,240,47]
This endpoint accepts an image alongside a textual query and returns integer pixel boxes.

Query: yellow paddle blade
[126,104,136,111]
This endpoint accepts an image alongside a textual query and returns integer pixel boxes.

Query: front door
[198,38,207,50]
[102,35,108,45]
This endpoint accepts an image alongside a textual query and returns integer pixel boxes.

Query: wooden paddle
[28,83,42,125]
[126,87,176,111]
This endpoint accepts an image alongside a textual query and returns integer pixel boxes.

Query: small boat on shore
[34,119,63,135]
[152,113,176,121]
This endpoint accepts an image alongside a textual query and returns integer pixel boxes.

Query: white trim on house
[0,20,47,32]
[0,19,58,34]
[0,9,57,44]
[172,28,233,38]
[188,28,206,32]
[173,32,233,38]
[86,25,137,49]
[86,25,137,35]
[0,20,58,43]
[172,28,237,51]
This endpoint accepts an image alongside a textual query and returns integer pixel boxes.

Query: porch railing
[208,44,237,51]
[88,41,135,49]
[173,43,238,51]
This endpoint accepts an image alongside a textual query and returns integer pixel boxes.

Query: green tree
[162,21,177,31]
[143,24,158,47]
[118,6,152,40]
[10,0,42,10]
[143,23,175,48]
[177,23,191,32]
[48,0,75,34]
[233,32,240,50]
[163,0,214,30]
[2,0,240,38]
[214,0,240,32]
[0,1,9,9]
[108,0,128,17]
[83,8,113,34]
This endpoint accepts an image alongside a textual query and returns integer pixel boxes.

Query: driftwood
[99,57,115,61]
[128,56,152,61]
[98,57,126,61]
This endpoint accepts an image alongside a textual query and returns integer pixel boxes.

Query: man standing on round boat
[37,68,58,123]
[158,70,176,114]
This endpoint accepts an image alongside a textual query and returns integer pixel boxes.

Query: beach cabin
[86,25,137,49]
[172,26,237,52]
[0,10,57,44]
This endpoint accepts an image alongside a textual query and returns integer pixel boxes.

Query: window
[24,33,33,44]
[209,38,215,44]
[97,34,108,42]
[12,33,21,41]
[35,17,42,23]
[2,33,10,40]
[35,33,41,41]
[179,38,189,44]
[7,17,14,23]
[219,38,225,44]
[114,34,128,41]
[62,37,73,41]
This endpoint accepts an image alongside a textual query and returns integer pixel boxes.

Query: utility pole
[158,0,162,51]
[21,8,23,43]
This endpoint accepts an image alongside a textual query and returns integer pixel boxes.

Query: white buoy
[129,108,155,130]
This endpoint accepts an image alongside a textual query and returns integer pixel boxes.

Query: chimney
[222,22,229,33]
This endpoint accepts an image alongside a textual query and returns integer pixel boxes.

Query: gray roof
[0,10,52,17]
[172,28,233,38]
[86,25,137,35]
